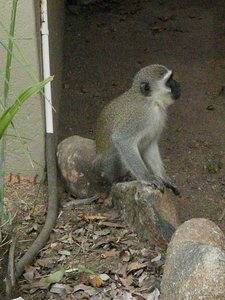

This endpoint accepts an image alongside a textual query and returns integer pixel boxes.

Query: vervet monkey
[94,64,181,195]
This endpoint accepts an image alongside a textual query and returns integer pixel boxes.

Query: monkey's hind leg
[95,150,124,184]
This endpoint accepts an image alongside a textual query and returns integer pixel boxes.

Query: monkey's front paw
[141,178,165,194]
[171,185,180,196]
[151,179,165,193]
[164,180,180,196]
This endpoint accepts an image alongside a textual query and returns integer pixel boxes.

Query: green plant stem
[0,0,18,231]
[3,0,17,105]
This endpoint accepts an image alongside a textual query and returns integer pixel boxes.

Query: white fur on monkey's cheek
[164,69,172,81]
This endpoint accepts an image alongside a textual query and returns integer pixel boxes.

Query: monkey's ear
[140,81,151,96]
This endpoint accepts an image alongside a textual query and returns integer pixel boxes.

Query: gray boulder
[160,218,225,300]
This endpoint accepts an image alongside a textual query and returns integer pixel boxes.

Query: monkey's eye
[140,81,151,96]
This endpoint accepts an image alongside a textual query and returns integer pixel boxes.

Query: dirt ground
[2,0,225,299]
[60,0,225,232]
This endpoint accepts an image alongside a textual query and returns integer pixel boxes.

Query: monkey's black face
[166,75,181,100]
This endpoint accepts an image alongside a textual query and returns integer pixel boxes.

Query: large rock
[57,135,110,198]
[112,181,181,249]
[160,218,225,300]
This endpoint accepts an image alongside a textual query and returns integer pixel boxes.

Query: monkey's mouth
[172,93,181,100]
[172,90,181,100]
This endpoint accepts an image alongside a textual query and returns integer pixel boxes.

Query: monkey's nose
[173,88,181,100]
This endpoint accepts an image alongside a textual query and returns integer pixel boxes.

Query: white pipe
[40,0,53,134]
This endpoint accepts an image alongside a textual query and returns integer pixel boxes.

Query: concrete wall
[0,0,64,180]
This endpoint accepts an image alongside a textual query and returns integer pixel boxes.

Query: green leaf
[32,268,66,288]
[76,265,95,275]
[0,76,53,139]
[0,20,38,85]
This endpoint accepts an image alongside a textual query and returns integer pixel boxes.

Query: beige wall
[0,0,64,180]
